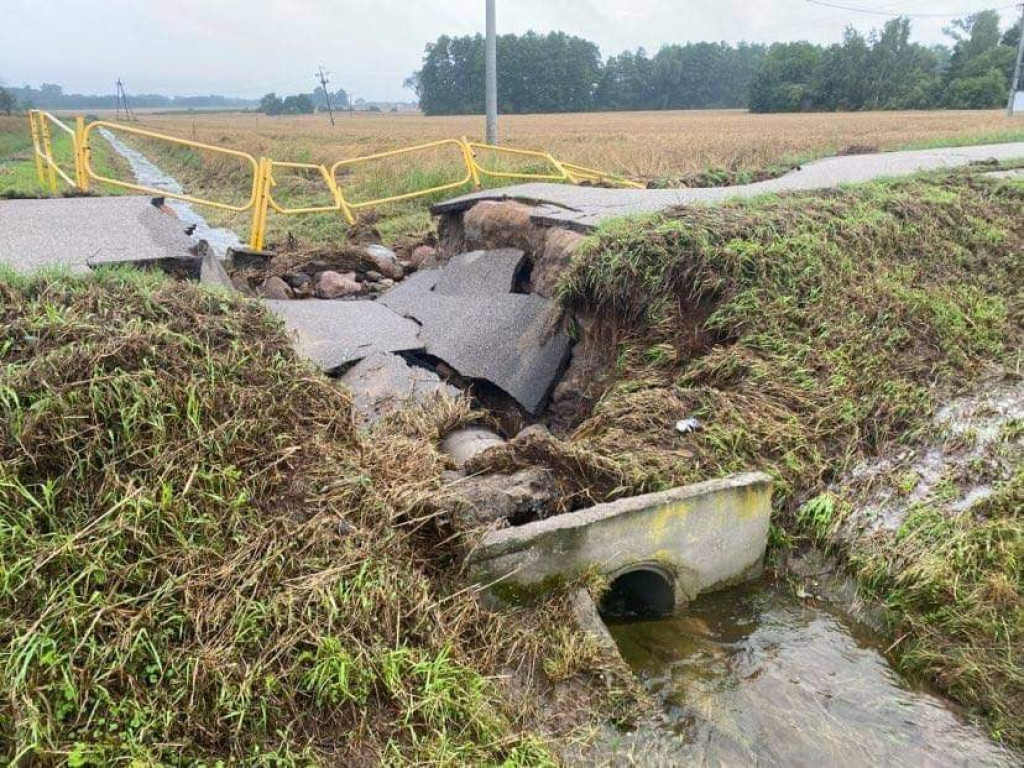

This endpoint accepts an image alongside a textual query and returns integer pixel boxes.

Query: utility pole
[115,78,137,122]
[316,65,336,126]
[485,0,498,144]
[1008,3,1024,116]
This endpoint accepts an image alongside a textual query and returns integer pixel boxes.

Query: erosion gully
[99,128,241,257]
[102,134,1015,768]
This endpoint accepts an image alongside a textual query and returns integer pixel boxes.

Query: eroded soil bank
[457,167,1023,754]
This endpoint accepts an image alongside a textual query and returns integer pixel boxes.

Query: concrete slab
[433,249,526,296]
[340,351,458,426]
[380,284,570,414]
[468,472,773,606]
[265,299,423,374]
[433,142,1024,230]
[0,196,197,274]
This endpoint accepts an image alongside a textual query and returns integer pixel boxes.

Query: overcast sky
[2,1,1020,101]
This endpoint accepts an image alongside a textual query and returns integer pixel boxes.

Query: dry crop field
[10,108,1024,244]
[118,107,1022,180]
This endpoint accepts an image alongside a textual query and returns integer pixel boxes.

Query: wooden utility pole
[115,78,137,121]
[317,65,336,126]
[1008,3,1024,116]
[485,0,498,144]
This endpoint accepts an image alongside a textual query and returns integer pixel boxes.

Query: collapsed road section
[260,246,572,417]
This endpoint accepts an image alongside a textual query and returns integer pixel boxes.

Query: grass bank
[478,168,1023,745]
[0,269,631,765]
[0,115,127,199]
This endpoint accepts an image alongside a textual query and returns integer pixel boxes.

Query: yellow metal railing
[27,112,643,250]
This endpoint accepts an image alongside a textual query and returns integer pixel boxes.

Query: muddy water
[98,129,242,257]
[607,581,1014,767]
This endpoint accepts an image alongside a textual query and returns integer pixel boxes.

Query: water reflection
[608,582,1014,767]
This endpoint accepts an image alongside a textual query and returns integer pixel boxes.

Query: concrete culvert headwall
[469,472,773,609]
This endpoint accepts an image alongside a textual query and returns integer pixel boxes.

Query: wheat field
[115,108,1023,181]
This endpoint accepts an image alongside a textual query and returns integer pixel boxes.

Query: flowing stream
[606,580,1015,767]
[98,128,242,257]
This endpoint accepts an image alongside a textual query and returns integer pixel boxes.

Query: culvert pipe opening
[599,568,675,620]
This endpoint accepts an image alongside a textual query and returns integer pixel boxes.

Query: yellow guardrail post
[38,116,59,194]
[75,116,90,192]
[460,137,482,189]
[28,111,46,187]
[249,157,272,250]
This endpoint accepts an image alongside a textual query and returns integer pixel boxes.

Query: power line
[804,0,1018,18]
[316,65,335,126]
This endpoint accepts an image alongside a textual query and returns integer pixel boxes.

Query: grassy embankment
[472,167,1023,746]
[0,116,126,199]
[0,270,634,765]
[0,112,1020,759]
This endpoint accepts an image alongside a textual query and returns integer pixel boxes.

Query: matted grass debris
[474,168,1023,746]
[0,269,630,766]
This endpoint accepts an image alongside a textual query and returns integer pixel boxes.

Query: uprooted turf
[0,269,629,765]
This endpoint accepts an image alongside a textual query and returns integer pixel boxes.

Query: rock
[379,278,395,289]
[340,351,459,426]
[283,272,312,291]
[410,245,439,269]
[441,427,506,469]
[364,244,404,280]
[196,241,233,290]
[451,468,558,524]
[227,247,274,272]
[366,270,383,281]
[317,270,363,299]
[463,201,545,254]
[532,228,585,298]
[261,275,293,300]
[231,275,255,297]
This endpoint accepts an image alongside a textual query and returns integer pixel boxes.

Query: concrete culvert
[599,567,675,620]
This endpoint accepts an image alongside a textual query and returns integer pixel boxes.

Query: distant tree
[410,31,601,115]
[280,94,315,114]
[259,93,283,115]
[0,87,16,115]
[943,10,1015,108]
[749,42,823,112]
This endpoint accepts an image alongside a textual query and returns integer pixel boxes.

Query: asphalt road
[434,141,1024,229]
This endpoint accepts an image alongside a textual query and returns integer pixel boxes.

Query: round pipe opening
[599,567,675,620]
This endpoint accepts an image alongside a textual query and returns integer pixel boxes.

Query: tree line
[0,83,259,111]
[407,10,1022,115]
[258,87,350,116]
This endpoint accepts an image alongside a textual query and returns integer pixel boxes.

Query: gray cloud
[0,0,1014,100]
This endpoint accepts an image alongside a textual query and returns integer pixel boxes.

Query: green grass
[0,269,627,765]
[0,119,128,199]
[471,167,1024,746]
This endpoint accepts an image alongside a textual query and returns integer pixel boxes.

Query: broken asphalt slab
[379,260,570,414]
[0,196,199,274]
[432,249,527,296]
[266,299,423,374]
[340,351,459,426]
[432,142,1024,230]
